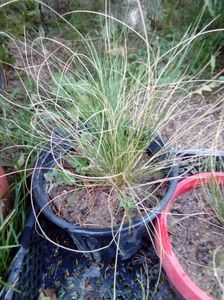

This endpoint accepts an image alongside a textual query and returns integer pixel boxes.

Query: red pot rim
[155,172,224,300]
[0,166,11,218]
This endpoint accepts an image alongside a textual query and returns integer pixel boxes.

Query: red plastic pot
[155,172,224,300]
[0,166,11,218]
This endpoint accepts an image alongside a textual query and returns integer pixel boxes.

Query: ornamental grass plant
[0,1,223,286]
[1,1,224,228]
[1,3,224,297]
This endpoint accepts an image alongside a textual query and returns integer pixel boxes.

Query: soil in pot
[46,153,168,228]
[168,187,224,300]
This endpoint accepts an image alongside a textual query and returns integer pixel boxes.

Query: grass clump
[205,178,224,224]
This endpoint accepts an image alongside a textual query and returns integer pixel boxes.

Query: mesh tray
[2,212,181,300]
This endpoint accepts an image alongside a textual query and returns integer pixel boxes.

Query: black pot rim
[32,144,179,236]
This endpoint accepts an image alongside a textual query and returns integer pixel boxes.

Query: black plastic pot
[32,138,179,261]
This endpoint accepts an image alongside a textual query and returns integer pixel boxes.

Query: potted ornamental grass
[30,28,180,260]
[1,1,223,261]
[31,20,187,260]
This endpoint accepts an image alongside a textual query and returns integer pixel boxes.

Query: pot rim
[32,143,179,236]
[155,172,224,300]
[0,166,11,218]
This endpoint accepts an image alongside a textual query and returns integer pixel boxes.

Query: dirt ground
[161,93,224,150]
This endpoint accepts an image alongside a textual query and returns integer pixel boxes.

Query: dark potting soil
[47,154,168,228]
[48,177,167,228]
[168,188,224,299]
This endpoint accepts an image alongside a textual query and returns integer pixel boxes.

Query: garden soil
[48,160,168,228]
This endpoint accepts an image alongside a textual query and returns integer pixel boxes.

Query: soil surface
[47,155,168,228]
[49,182,167,228]
[161,95,224,150]
[168,187,224,299]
